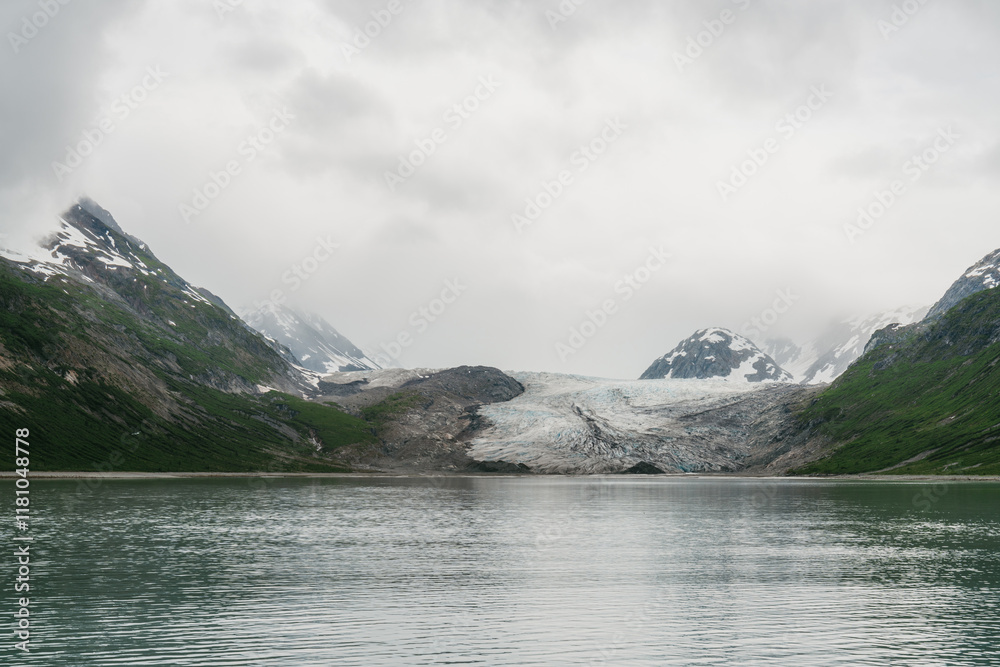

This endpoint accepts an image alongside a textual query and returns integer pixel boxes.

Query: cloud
[0,0,143,191]
[3,0,1000,378]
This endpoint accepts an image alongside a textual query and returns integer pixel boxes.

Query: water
[7,476,1000,665]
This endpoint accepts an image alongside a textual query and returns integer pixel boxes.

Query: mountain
[925,248,1000,320]
[6,199,996,476]
[640,328,792,382]
[0,199,380,472]
[315,366,525,472]
[792,247,1000,475]
[763,245,999,386]
[762,305,928,384]
[242,302,380,374]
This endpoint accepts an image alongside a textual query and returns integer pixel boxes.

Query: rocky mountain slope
[5,199,995,477]
[640,328,792,382]
[243,301,380,374]
[314,366,525,472]
[763,305,928,384]
[790,247,1000,475]
[758,248,1000,386]
[0,200,380,471]
[0,199,533,474]
[924,248,1000,320]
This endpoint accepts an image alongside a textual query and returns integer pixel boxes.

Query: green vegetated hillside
[6,200,1000,476]
[794,287,1000,476]
[0,205,378,472]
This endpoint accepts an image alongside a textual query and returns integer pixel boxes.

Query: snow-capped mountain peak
[640,327,792,382]
[241,302,380,374]
[0,198,217,308]
[763,305,928,385]
[925,247,1000,320]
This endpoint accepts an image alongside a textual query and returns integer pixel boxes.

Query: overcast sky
[2,0,999,378]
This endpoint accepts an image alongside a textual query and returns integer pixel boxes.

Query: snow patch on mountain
[763,305,928,384]
[0,209,217,307]
[925,248,1000,320]
[242,302,380,373]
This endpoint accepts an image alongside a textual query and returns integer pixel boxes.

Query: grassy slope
[359,391,422,436]
[0,261,376,472]
[794,288,1000,475]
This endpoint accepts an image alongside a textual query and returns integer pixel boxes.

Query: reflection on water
[8,476,1000,665]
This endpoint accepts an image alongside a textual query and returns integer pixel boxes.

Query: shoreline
[2,471,998,482]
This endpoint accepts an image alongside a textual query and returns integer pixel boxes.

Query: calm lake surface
[8,476,1000,666]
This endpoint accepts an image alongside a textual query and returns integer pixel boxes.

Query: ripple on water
[11,477,1000,666]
